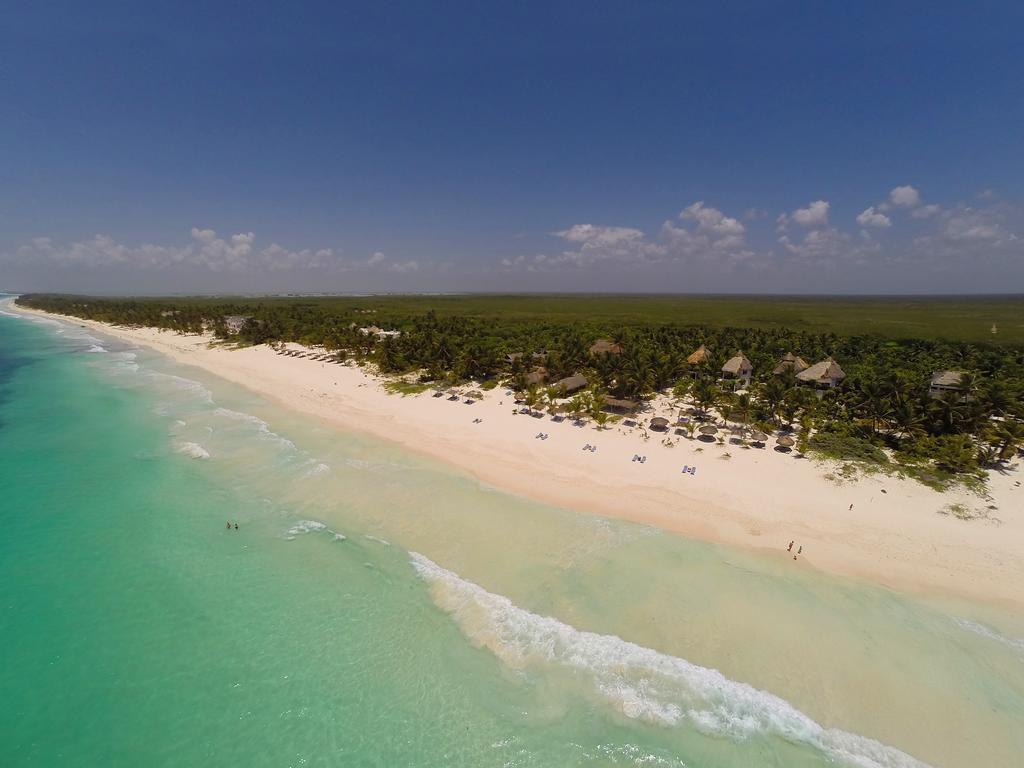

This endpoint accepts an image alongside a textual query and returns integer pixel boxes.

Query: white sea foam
[365,535,391,546]
[143,371,214,403]
[284,518,348,541]
[175,441,210,460]
[86,344,107,353]
[286,519,327,538]
[953,617,1024,654]
[213,407,296,449]
[301,461,331,477]
[410,553,931,768]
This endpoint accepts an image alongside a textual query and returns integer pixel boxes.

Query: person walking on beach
[787,541,794,552]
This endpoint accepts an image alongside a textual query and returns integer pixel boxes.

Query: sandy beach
[19,306,1024,609]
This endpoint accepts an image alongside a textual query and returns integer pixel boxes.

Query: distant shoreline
[8,301,1023,611]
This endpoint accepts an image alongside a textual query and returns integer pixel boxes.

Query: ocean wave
[303,461,331,477]
[213,407,296,450]
[410,553,931,768]
[86,344,107,353]
[284,518,347,541]
[148,371,214,402]
[175,441,211,460]
[365,535,391,546]
[953,617,1024,654]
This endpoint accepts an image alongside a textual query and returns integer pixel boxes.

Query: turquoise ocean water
[2,300,1023,768]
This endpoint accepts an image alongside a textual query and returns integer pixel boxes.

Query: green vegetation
[381,380,433,397]
[17,292,1024,487]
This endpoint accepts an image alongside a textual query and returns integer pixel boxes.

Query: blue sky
[2,1,1022,293]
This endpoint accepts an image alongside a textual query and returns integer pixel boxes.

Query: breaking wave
[409,553,931,768]
[213,407,296,449]
[284,518,346,541]
[953,617,1024,655]
[175,441,210,460]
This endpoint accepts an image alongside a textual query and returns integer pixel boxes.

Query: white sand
[22,308,1024,609]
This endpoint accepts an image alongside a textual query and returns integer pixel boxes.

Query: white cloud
[889,185,921,208]
[911,204,941,219]
[387,259,419,273]
[543,223,666,268]
[856,206,891,229]
[506,202,757,273]
[778,200,830,229]
[4,228,395,275]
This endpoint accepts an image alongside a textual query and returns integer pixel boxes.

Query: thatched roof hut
[698,424,718,436]
[553,375,588,395]
[602,396,640,414]
[525,369,546,386]
[773,351,809,375]
[776,435,795,447]
[589,339,624,355]
[721,351,753,378]
[650,417,669,431]
[686,345,709,365]
[796,357,846,388]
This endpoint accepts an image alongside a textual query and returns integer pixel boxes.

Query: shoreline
[12,303,1024,610]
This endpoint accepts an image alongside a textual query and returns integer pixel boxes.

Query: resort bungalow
[589,339,624,356]
[552,374,588,396]
[359,326,401,340]
[721,352,753,390]
[524,369,547,386]
[929,370,970,400]
[686,344,709,365]
[505,351,547,366]
[796,357,846,389]
[602,395,640,414]
[223,315,252,334]
[773,351,809,376]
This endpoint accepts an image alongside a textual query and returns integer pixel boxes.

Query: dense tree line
[18,294,1024,479]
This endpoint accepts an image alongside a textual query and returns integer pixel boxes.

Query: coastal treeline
[18,294,1024,483]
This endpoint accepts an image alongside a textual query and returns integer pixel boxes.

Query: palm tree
[994,421,1024,460]
[760,377,788,425]
[858,380,892,436]
[692,379,719,418]
[890,401,925,441]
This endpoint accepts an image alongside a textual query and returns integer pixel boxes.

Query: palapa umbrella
[776,435,795,447]
[749,430,768,442]
[650,417,670,430]
[698,425,718,436]
[468,390,484,399]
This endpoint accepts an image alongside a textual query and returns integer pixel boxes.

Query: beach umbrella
[650,417,669,430]
[776,435,795,447]
[698,425,718,436]
[750,430,768,442]
[730,426,748,436]
[468,390,484,399]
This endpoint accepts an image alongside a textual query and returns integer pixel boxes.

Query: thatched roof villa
[553,374,588,395]
[773,351,809,375]
[796,357,846,389]
[929,370,968,399]
[721,351,753,389]
[686,344,709,365]
[589,339,624,355]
